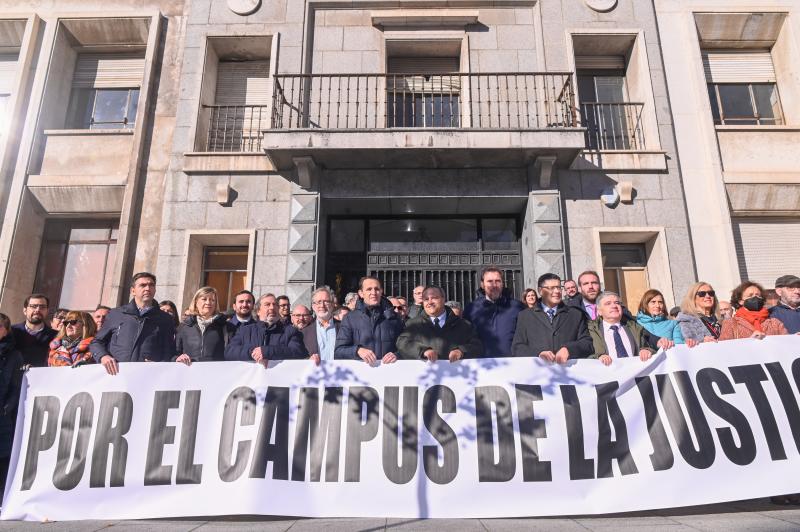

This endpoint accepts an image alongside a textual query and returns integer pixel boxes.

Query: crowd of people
[0,268,798,501]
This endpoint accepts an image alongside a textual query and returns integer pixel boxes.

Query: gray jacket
[675,312,711,343]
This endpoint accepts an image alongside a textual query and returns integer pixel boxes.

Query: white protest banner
[3,335,800,521]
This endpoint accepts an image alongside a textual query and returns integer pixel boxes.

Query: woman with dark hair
[719,281,787,341]
[0,312,23,503]
[521,288,539,309]
[636,289,688,345]
[175,287,228,364]
[159,300,180,328]
[48,310,97,367]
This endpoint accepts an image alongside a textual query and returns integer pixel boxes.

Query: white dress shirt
[430,311,447,328]
[602,320,634,359]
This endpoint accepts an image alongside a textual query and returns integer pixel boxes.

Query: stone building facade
[1,0,700,320]
[654,0,800,298]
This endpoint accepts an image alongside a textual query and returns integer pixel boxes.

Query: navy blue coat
[224,319,306,361]
[463,291,526,357]
[770,304,800,334]
[334,298,404,360]
[0,334,23,458]
[90,300,177,363]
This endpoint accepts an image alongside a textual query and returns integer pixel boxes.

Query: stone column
[522,191,566,287]
[284,184,319,306]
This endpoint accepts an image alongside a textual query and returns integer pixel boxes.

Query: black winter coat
[11,323,56,368]
[511,303,593,358]
[0,334,23,458]
[224,319,306,361]
[334,298,404,360]
[176,314,228,362]
[396,308,483,360]
[90,300,177,363]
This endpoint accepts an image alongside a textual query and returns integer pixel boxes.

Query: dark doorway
[324,216,522,306]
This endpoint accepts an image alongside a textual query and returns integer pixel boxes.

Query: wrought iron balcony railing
[271,72,577,130]
[580,102,645,151]
[202,104,269,152]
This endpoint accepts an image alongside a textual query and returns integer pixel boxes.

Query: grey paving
[2,499,800,531]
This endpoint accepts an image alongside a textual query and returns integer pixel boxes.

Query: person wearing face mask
[719,281,787,341]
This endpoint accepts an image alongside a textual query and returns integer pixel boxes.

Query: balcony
[260,72,585,175]
[572,102,667,172]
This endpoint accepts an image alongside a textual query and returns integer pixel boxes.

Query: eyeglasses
[292,314,312,318]
[63,320,83,326]
[696,290,716,298]
[312,300,331,306]
[27,304,48,309]
[278,303,290,308]
[540,285,562,292]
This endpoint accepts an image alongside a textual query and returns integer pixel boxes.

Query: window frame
[707,82,784,126]
[201,246,249,311]
[68,87,140,130]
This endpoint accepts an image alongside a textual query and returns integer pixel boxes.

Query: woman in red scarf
[719,281,787,340]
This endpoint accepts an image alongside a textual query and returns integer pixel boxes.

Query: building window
[702,50,784,126]
[386,56,461,128]
[707,83,783,126]
[33,221,118,311]
[67,52,144,130]
[69,88,140,129]
[202,247,248,311]
[577,62,643,150]
[601,243,649,311]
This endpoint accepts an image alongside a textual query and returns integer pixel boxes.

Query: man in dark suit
[397,286,482,361]
[303,287,341,365]
[511,272,592,362]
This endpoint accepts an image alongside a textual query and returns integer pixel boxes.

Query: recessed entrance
[324,216,523,306]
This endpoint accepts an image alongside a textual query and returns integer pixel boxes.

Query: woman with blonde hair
[48,311,96,367]
[175,286,228,365]
[719,281,787,341]
[675,281,722,344]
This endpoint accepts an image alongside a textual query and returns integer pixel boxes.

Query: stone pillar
[522,190,566,287]
[284,184,318,306]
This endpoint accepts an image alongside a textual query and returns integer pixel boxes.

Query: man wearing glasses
[511,273,592,362]
[277,295,291,325]
[291,304,313,330]
[11,294,57,367]
[303,287,341,365]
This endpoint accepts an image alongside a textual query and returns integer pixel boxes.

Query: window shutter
[733,218,800,288]
[0,52,19,94]
[575,55,626,70]
[702,51,776,83]
[387,57,460,92]
[73,53,145,89]
[214,60,271,106]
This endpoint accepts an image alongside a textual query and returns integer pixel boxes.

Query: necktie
[587,304,597,320]
[434,317,441,328]
[610,325,629,358]
[546,308,555,322]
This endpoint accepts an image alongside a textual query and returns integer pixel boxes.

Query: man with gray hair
[303,286,341,364]
[588,291,658,365]
[344,292,359,311]
[445,300,463,317]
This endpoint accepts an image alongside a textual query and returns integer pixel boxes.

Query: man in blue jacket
[334,276,403,364]
[771,275,800,334]
[90,272,177,375]
[224,293,306,364]
[464,267,525,357]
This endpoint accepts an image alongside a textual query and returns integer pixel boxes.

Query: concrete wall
[654,0,800,297]
[0,1,188,321]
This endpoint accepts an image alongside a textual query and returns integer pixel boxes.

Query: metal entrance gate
[368,251,522,305]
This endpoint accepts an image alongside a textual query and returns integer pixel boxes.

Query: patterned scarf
[197,314,219,334]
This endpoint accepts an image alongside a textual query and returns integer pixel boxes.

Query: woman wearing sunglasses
[719,281,787,341]
[48,311,97,367]
[675,282,722,345]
